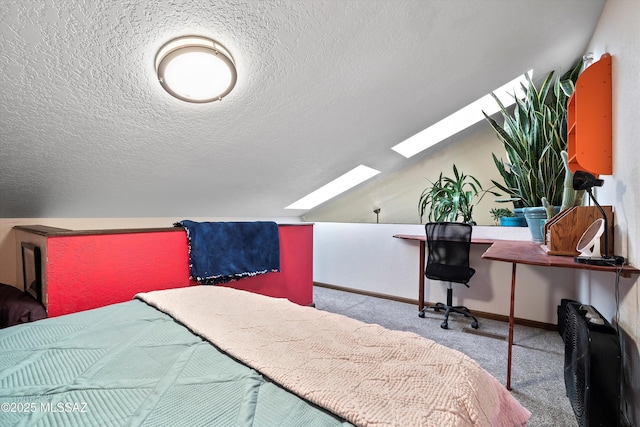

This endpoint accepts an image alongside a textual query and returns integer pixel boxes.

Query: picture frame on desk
[21,242,42,303]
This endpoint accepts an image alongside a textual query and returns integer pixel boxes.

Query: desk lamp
[572,171,625,265]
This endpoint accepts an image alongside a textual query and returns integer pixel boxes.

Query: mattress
[0,299,351,427]
[136,287,530,427]
[1,286,530,426]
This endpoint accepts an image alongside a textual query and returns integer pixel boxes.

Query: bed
[0,286,530,426]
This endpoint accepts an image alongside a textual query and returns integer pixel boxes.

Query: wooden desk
[393,234,495,312]
[395,234,640,391]
[482,240,640,390]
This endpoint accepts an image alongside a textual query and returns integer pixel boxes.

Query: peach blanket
[137,286,530,427]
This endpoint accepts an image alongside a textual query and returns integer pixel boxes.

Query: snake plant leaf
[483,58,582,208]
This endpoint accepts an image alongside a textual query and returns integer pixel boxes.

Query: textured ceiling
[0,0,605,218]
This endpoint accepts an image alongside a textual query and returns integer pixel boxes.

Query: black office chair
[418,222,479,330]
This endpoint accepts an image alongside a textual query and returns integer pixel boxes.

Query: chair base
[419,304,479,329]
[418,288,479,330]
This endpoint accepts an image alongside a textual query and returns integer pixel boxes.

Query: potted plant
[489,208,525,227]
[483,60,582,241]
[418,164,498,225]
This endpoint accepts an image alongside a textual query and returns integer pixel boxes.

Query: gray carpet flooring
[313,285,577,427]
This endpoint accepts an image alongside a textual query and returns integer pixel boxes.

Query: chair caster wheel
[471,321,479,329]
[440,322,448,329]
[418,311,425,318]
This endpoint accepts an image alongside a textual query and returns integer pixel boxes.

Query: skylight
[391,70,533,158]
[285,165,380,210]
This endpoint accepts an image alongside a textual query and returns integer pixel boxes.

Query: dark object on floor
[557,298,580,339]
[0,283,47,328]
[563,302,620,427]
[419,222,479,330]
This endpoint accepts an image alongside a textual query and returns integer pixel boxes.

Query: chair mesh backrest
[425,222,474,284]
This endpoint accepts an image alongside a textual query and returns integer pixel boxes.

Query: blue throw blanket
[175,220,280,284]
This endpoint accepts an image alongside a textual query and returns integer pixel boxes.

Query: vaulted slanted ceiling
[0,0,605,219]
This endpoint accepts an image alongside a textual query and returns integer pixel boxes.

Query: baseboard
[313,282,557,331]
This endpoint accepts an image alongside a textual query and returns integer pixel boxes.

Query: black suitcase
[563,302,620,427]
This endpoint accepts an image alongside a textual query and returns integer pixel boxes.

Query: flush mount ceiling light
[155,36,237,103]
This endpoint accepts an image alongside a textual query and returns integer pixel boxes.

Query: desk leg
[418,241,425,312]
[507,262,517,391]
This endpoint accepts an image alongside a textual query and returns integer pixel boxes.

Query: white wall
[313,222,576,324]
[580,1,640,425]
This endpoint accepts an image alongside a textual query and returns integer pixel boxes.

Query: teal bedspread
[0,300,352,427]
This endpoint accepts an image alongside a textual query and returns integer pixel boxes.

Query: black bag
[0,283,47,328]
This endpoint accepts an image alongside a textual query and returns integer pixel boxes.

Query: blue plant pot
[499,216,527,227]
[523,206,560,243]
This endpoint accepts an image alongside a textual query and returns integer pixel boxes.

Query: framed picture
[21,243,42,302]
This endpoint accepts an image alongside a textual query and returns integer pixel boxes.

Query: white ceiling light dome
[155,36,237,103]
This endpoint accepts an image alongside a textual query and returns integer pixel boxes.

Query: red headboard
[44,224,313,317]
